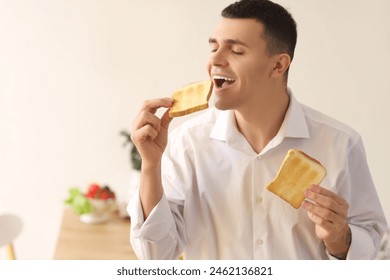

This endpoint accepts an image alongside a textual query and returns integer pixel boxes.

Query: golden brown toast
[266,149,327,209]
[169,80,213,117]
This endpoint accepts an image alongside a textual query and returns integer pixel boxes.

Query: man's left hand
[302,184,351,259]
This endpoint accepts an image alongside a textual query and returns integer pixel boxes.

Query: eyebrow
[208,37,249,48]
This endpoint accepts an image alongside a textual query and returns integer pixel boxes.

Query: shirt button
[256,239,264,245]
[256,197,263,203]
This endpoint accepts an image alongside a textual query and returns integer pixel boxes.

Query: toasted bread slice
[266,149,327,209]
[169,80,213,117]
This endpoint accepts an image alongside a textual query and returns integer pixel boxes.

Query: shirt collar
[283,89,310,139]
[210,89,310,145]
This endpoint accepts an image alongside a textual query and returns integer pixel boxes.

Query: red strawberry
[99,190,110,200]
[86,183,100,198]
[99,186,115,200]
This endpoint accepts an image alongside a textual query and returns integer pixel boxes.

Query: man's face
[207,18,277,111]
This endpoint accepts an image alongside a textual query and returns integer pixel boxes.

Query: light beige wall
[0,0,388,259]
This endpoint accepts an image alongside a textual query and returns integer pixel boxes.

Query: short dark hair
[222,0,297,61]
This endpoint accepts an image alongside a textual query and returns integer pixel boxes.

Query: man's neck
[233,88,290,154]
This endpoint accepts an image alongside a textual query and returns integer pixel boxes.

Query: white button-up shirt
[128,92,387,259]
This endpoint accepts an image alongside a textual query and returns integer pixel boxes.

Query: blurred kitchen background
[1,0,389,259]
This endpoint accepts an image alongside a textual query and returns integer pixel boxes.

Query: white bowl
[79,199,116,224]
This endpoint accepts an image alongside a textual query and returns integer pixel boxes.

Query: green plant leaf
[64,187,93,215]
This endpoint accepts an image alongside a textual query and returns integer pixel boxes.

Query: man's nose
[209,50,228,67]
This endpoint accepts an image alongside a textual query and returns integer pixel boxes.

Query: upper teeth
[213,75,235,82]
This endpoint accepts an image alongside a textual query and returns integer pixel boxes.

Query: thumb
[161,108,173,129]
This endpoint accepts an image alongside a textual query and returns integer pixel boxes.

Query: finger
[304,190,344,215]
[140,98,174,113]
[306,207,347,237]
[132,124,158,144]
[133,111,162,132]
[160,108,173,129]
[307,185,347,206]
[304,186,348,215]
[302,200,342,224]
[307,210,333,231]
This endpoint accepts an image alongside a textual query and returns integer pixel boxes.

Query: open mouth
[213,75,236,89]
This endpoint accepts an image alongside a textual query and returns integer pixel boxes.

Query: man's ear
[270,53,291,78]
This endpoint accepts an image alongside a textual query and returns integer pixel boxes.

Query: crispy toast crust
[298,150,322,166]
[266,149,327,209]
[169,80,213,117]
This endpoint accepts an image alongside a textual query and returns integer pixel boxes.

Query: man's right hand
[131,98,174,170]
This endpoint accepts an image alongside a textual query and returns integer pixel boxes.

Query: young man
[128,0,387,259]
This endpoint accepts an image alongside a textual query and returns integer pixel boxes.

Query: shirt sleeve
[340,136,388,259]
[325,225,379,260]
[127,191,186,259]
